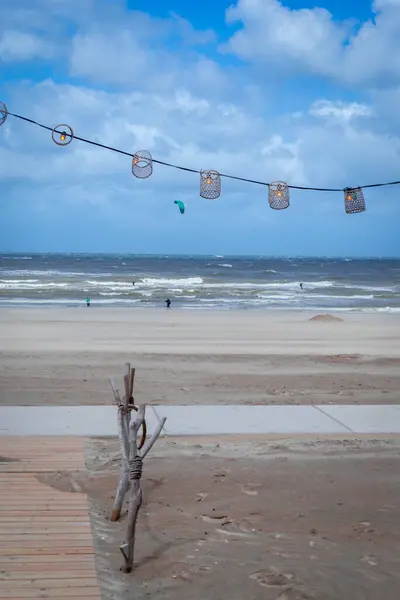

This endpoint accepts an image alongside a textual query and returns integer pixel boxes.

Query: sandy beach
[0,308,399,406]
[43,435,400,600]
[1,309,400,599]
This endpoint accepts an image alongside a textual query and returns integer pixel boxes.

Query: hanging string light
[132,150,153,179]
[344,187,366,214]
[0,102,8,126]
[2,105,398,215]
[52,124,74,146]
[268,181,290,210]
[200,170,221,199]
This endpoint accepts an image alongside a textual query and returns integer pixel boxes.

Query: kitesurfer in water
[165,298,171,309]
[300,283,303,290]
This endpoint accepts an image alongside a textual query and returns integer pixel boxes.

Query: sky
[1,0,400,257]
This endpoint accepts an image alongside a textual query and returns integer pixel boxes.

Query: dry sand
[0,308,399,406]
[38,435,400,600]
[1,309,400,598]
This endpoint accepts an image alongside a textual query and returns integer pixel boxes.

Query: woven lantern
[200,170,221,199]
[52,124,74,146]
[344,187,366,214]
[0,102,8,126]
[132,150,153,179]
[268,181,290,210]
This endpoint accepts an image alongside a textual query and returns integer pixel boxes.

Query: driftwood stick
[124,363,131,411]
[129,367,135,398]
[111,404,130,521]
[141,417,167,459]
[109,377,122,406]
[120,404,145,572]
[119,404,164,573]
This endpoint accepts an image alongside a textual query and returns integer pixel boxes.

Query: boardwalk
[0,437,102,599]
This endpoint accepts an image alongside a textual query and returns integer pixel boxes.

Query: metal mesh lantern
[0,102,8,126]
[344,187,366,214]
[52,124,74,146]
[268,181,290,210]
[200,170,221,199]
[132,150,153,179]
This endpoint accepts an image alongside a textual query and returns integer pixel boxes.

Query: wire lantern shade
[52,124,74,146]
[344,187,366,214]
[200,170,221,199]
[0,102,8,126]
[268,181,290,210]
[132,150,153,179]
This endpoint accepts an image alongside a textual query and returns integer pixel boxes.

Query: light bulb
[277,190,282,197]
[206,177,211,185]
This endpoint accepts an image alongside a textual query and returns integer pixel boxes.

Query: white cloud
[0,30,54,61]
[223,0,400,87]
[309,101,373,125]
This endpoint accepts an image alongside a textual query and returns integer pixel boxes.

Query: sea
[0,254,399,312]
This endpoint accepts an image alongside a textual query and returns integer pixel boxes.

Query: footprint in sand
[249,568,294,588]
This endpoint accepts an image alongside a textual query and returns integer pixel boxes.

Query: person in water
[86,296,91,307]
[165,298,171,309]
[132,281,135,286]
[300,283,303,290]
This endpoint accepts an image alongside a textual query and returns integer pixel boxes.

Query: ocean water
[0,254,399,312]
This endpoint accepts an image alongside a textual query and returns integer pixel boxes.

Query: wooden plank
[0,571,98,579]
[0,578,98,588]
[0,597,100,600]
[0,526,92,533]
[0,507,89,511]
[0,539,98,548]
[0,555,96,564]
[0,531,92,546]
[0,511,89,517]
[0,589,101,598]
[0,507,87,518]
[0,518,90,523]
[0,497,89,503]
[0,546,96,556]
[0,438,102,600]
[0,565,96,573]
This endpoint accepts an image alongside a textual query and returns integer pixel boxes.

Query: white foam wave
[0,269,86,277]
[2,256,32,260]
[0,281,72,290]
[218,264,232,268]
[86,280,133,289]
[141,277,203,287]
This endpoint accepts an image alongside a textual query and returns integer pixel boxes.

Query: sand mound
[309,314,343,322]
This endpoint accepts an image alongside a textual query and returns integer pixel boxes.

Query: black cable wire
[7,111,400,193]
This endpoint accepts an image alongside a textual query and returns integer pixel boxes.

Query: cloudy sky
[1,0,400,257]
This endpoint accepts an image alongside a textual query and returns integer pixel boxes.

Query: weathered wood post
[109,363,166,572]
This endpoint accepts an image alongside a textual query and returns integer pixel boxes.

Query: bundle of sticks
[109,362,167,573]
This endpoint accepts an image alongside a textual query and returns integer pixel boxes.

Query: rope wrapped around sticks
[129,456,143,480]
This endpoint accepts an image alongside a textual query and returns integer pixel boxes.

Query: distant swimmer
[165,298,171,309]
[132,281,135,286]
[86,296,91,307]
[300,283,303,290]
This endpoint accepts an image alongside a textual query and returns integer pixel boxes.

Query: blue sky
[1,0,400,257]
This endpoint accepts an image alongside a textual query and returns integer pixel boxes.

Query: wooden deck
[0,437,102,599]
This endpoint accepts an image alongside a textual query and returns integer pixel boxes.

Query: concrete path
[0,436,102,599]
[1,405,400,436]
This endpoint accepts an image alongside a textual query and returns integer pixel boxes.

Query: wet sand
[0,308,399,406]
